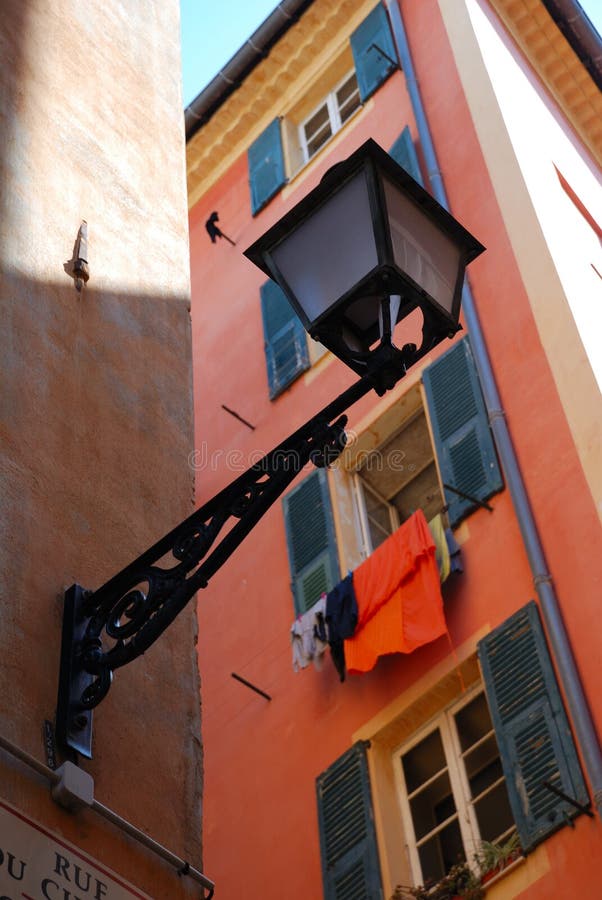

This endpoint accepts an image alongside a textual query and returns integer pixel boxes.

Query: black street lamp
[57,139,484,758]
[245,139,483,380]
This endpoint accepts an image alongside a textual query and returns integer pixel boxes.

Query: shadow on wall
[0,264,198,851]
[0,1,203,886]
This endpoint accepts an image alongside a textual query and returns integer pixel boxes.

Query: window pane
[464,734,502,792]
[337,74,361,124]
[418,819,465,885]
[367,518,392,550]
[336,73,358,106]
[410,770,456,841]
[307,126,332,158]
[455,692,492,751]
[304,104,332,158]
[402,729,446,794]
[304,103,329,138]
[455,694,515,844]
[362,483,394,550]
[384,177,462,315]
[368,525,389,550]
[474,780,515,843]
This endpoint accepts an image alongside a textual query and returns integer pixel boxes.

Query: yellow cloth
[428,513,450,582]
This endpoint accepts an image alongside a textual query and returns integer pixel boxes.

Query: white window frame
[351,407,444,557]
[353,473,398,558]
[299,70,361,163]
[393,686,514,887]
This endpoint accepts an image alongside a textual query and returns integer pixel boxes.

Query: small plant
[474,832,521,879]
[390,835,522,900]
[391,861,484,900]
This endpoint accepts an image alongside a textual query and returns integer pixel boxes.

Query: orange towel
[345,510,447,674]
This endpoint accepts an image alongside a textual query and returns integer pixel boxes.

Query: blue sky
[180,0,602,108]
[181,0,277,107]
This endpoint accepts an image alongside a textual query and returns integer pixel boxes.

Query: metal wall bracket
[368,42,399,70]
[55,351,412,758]
[542,779,594,818]
[56,584,96,758]
[443,482,494,512]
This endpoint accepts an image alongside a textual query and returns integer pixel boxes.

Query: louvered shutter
[350,4,398,103]
[388,126,424,186]
[248,118,286,215]
[423,336,503,527]
[317,742,383,900]
[282,469,339,615]
[260,279,310,398]
[478,602,589,852]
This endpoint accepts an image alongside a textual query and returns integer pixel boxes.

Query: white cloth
[290,595,328,672]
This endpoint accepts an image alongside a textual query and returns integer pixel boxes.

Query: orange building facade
[186,1,602,898]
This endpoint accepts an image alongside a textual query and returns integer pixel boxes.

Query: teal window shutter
[248,118,286,215]
[282,469,339,615]
[260,279,309,398]
[389,126,423,186]
[478,602,589,852]
[423,336,503,527]
[350,4,398,103]
[317,742,383,900]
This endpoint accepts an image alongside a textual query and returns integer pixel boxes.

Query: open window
[354,406,444,555]
[395,688,514,886]
[248,3,399,214]
[316,602,589,897]
[346,337,504,566]
[347,335,504,569]
[282,337,504,612]
[299,71,362,164]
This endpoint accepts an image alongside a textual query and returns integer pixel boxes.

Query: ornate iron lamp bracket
[56,350,411,758]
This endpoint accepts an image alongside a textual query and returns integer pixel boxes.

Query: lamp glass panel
[383,178,462,316]
[270,170,379,326]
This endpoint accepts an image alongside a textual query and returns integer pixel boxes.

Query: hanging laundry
[429,513,451,581]
[428,513,463,581]
[445,526,464,576]
[290,594,328,672]
[325,574,358,682]
[345,509,447,674]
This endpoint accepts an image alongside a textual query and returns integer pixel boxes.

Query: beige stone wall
[437,0,602,520]
[0,1,202,895]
